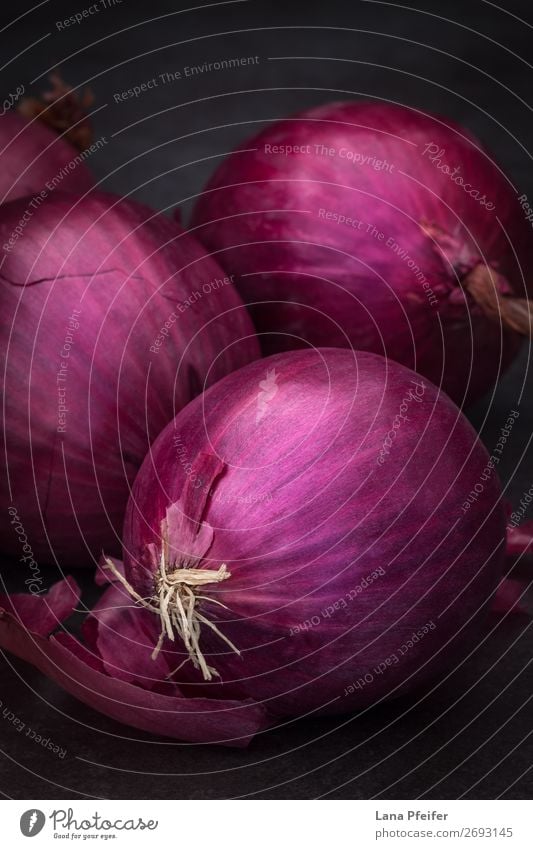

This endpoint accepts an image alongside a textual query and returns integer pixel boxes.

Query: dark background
[1,0,532,799]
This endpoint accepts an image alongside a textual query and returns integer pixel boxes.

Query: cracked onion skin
[191,100,533,406]
[123,348,505,719]
[0,191,259,566]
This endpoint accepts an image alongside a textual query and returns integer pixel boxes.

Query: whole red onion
[0,191,259,566]
[1,75,95,203]
[191,101,533,405]
[116,348,505,719]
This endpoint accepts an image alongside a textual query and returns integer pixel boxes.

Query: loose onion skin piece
[1,74,95,203]
[0,550,524,746]
[0,191,259,566]
[121,348,506,719]
[191,100,533,405]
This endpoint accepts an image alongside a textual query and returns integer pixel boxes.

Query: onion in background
[0,191,259,566]
[191,101,533,405]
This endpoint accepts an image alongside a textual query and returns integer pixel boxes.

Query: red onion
[0,346,518,743]
[191,101,533,405]
[506,519,533,558]
[1,74,95,203]
[109,347,505,719]
[0,191,259,566]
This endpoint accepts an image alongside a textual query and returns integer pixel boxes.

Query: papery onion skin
[0,111,94,203]
[123,348,505,718]
[0,191,259,566]
[190,101,533,405]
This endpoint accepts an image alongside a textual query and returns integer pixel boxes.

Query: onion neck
[421,221,532,336]
[17,72,94,152]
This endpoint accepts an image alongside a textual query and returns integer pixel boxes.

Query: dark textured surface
[1,0,532,799]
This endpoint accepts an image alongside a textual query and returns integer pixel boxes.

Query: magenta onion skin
[191,101,533,405]
[0,111,94,203]
[0,577,268,745]
[123,348,505,718]
[0,191,259,566]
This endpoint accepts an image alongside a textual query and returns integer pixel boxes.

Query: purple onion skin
[191,101,533,405]
[124,348,505,719]
[0,112,94,203]
[0,191,259,566]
